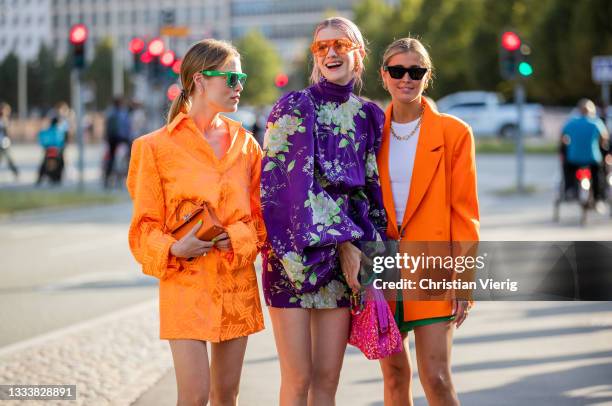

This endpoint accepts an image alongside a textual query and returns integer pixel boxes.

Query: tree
[0,53,18,108]
[235,30,282,107]
[353,0,394,100]
[27,45,56,111]
[83,38,114,110]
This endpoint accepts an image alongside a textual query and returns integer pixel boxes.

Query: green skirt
[393,299,455,333]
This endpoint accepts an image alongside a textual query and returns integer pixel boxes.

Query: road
[0,145,610,405]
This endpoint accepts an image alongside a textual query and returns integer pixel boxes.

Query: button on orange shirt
[127,112,266,342]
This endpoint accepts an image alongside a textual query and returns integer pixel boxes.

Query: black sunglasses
[383,65,428,81]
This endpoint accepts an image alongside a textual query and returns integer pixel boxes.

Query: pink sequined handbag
[348,285,403,360]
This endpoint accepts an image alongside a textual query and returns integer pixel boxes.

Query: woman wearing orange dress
[376,38,480,405]
[126,39,265,406]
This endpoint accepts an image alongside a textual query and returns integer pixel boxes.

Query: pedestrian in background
[376,37,480,405]
[261,17,387,405]
[126,39,265,406]
[104,97,131,188]
[0,102,20,180]
[36,116,66,185]
[561,98,609,207]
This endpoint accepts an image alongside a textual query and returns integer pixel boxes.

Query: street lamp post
[69,24,88,191]
[500,30,533,194]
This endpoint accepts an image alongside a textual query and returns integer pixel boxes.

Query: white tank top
[389,119,421,223]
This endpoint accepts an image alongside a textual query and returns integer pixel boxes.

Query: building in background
[230,0,360,63]
[1,0,374,67]
[49,0,230,63]
[0,0,53,61]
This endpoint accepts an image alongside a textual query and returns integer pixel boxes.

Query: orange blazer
[127,112,266,342]
[376,98,480,322]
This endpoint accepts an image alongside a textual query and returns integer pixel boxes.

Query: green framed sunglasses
[201,70,247,89]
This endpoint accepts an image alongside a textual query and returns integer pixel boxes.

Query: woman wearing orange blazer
[376,38,480,405]
[126,39,265,406]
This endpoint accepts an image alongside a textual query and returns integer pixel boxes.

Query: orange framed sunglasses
[310,38,360,57]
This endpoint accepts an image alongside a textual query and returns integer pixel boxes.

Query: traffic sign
[592,56,612,84]
[160,26,191,37]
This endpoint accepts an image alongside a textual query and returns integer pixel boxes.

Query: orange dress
[127,112,266,342]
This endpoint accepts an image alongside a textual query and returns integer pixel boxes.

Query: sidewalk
[132,300,612,406]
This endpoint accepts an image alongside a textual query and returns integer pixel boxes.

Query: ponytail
[167,89,188,125]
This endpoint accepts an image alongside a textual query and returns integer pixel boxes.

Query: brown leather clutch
[170,200,225,242]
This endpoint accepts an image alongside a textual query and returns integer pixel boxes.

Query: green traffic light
[518,62,533,76]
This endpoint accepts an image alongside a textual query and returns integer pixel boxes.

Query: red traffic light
[501,31,521,51]
[172,59,182,75]
[148,38,165,57]
[160,50,176,67]
[167,84,181,101]
[69,24,88,45]
[140,51,153,64]
[129,37,145,54]
[275,73,289,88]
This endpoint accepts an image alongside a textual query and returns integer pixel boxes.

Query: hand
[212,232,232,252]
[452,299,471,329]
[170,221,214,259]
[339,242,362,293]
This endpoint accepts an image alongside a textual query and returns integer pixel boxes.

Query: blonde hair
[382,37,435,89]
[309,17,366,90]
[167,39,240,125]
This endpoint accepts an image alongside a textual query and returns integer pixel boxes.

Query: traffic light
[129,37,145,73]
[275,73,288,88]
[167,84,181,101]
[147,38,165,80]
[499,31,520,80]
[148,38,165,57]
[69,24,88,70]
[499,30,533,80]
[171,59,182,77]
[160,50,175,67]
[518,44,533,77]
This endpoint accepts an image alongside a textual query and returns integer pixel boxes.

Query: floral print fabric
[261,79,387,309]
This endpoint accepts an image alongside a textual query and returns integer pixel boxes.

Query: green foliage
[0,53,18,108]
[0,38,130,114]
[235,30,282,106]
[0,189,123,214]
[351,0,612,105]
[83,38,114,110]
[353,0,393,99]
[27,46,56,111]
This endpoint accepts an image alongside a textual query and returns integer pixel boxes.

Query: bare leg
[209,336,248,406]
[269,307,312,406]
[308,308,350,406]
[414,321,459,406]
[169,339,210,406]
[378,332,413,406]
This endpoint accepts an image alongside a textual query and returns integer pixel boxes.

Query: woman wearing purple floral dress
[261,17,387,405]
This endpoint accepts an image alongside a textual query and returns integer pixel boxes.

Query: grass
[476,138,558,155]
[0,189,125,214]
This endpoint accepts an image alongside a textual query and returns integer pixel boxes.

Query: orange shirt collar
[167,111,243,135]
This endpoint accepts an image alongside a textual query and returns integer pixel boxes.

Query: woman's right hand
[170,221,215,258]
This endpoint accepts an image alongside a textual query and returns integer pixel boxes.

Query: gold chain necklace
[390,105,424,141]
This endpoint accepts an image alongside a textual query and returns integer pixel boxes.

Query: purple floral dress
[261,79,387,309]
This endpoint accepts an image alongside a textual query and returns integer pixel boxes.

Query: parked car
[436,91,543,138]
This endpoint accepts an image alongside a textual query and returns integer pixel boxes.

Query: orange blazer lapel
[377,103,399,239]
[399,98,444,231]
